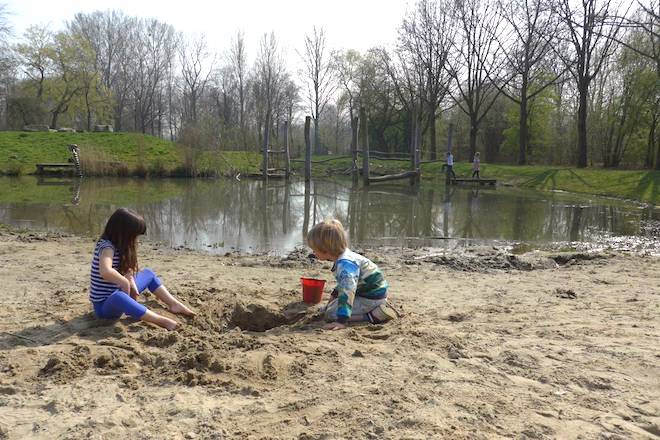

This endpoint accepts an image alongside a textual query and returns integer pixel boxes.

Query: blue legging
[93,268,163,320]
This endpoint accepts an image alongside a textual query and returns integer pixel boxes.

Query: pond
[0,176,657,254]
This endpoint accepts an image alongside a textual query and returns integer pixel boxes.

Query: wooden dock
[35,163,75,174]
[450,178,496,186]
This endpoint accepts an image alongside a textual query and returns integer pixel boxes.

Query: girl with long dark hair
[90,208,194,330]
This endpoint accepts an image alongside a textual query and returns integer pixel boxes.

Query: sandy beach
[0,228,658,439]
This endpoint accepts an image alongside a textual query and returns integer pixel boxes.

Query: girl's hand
[324,322,346,331]
[126,273,140,299]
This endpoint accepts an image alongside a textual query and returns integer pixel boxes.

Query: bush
[169,165,194,178]
[148,159,167,177]
[115,163,130,177]
[4,162,22,176]
[134,163,148,178]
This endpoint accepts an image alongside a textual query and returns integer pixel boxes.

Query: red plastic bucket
[300,278,326,304]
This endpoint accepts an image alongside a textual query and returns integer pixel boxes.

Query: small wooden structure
[36,144,82,177]
[261,121,291,180]
[35,163,75,174]
[293,107,421,185]
[360,107,420,185]
[450,178,497,186]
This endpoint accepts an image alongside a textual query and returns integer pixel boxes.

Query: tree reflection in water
[0,176,656,254]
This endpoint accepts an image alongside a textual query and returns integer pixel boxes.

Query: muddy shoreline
[0,228,658,439]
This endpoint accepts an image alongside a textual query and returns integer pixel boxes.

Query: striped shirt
[332,249,388,323]
[90,239,121,303]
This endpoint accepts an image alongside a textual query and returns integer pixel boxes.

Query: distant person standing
[446,151,456,180]
[472,152,480,179]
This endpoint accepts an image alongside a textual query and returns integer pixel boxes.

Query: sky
[4,0,411,60]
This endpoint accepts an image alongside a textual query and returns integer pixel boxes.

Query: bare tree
[625,1,659,169]
[334,49,363,141]
[555,0,628,167]
[179,33,214,123]
[128,18,177,134]
[495,0,565,164]
[377,45,425,152]
[300,27,336,154]
[15,25,52,100]
[47,31,88,129]
[229,31,248,147]
[254,32,286,153]
[68,10,132,129]
[0,3,13,129]
[447,0,506,160]
[398,0,454,159]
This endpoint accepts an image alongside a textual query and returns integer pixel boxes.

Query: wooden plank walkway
[450,178,496,186]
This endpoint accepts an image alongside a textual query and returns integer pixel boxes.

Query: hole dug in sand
[228,302,309,332]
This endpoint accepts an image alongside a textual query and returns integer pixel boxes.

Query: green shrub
[134,163,148,178]
[4,162,22,176]
[148,159,167,177]
[116,163,130,177]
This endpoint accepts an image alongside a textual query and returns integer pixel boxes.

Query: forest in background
[0,0,657,170]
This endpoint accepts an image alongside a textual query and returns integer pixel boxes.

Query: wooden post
[447,122,454,153]
[351,116,359,180]
[410,115,417,185]
[416,120,422,183]
[303,181,311,237]
[446,122,454,185]
[304,116,312,182]
[262,113,270,181]
[359,107,369,186]
[283,120,291,179]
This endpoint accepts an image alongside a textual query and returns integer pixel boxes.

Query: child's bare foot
[162,318,178,331]
[169,302,195,317]
[141,310,178,330]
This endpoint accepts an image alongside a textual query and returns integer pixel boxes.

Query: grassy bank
[0,131,261,177]
[292,156,659,205]
[1,132,657,204]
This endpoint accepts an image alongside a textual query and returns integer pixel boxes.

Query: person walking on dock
[446,151,456,180]
[472,152,480,179]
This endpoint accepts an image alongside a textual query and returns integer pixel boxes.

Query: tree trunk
[655,128,660,171]
[519,93,528,165]
[429,107,437,161]
[645,110,657,169]
[85,89,92,132]
[577,80,589,168]
[262,111,270,180]
[50,111,60,130]
[469,116,478,160]
[304,116,312,182]
[314,117,321,155]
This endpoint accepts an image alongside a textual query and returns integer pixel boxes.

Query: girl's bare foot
[161,317,178,331]
[169,301,196,317]
[141,310,178,330]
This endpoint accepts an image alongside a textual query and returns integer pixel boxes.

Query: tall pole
[262,112,270,181]
[351,116,359,182]
[284,120,291,179]
[410,114,417,185]
[416,120,422,183]
[304,116,312,182]
[446,122,454,185]
[447,122,454,153]
[360,107,369,186]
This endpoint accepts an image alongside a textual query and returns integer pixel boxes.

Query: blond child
[307,219,398,330]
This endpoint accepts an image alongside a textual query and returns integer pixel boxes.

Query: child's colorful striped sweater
[332,249,389,323]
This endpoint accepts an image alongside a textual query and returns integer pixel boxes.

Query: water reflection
[0,176,656,254]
